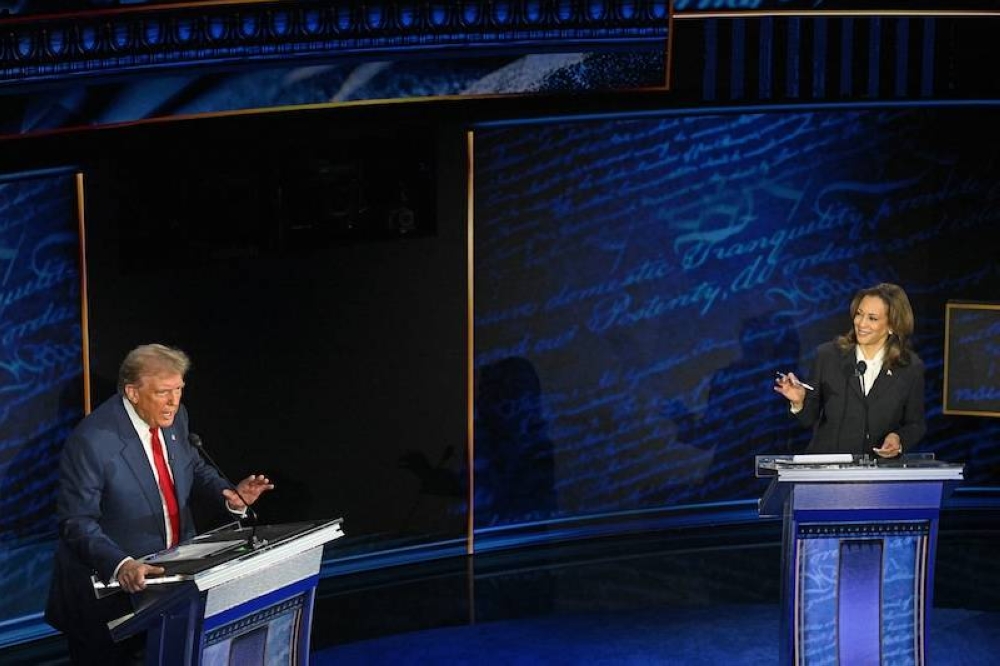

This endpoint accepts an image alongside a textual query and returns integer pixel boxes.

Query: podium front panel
[199,576,318,666]
[757,461,962,666]
[203,546,323,618]
[111,520,344,666]
[794,521,928,665]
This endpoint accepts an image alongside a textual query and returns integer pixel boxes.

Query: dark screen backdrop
[3,101,1000,648]
[78,116,469,557]
[472,104,1000,529]
[0,170,84,629]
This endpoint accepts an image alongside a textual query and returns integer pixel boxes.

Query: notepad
[789,454,854,464]
[142,539,246,563]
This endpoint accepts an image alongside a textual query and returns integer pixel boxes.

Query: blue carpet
[313,604,999,665]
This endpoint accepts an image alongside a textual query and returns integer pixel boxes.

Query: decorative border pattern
[0,0,670,86]
[797,521,931,538]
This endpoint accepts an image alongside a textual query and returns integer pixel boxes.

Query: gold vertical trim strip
[75,172,92,414]
[942,302,953,413]
[466,129,476,557]
[666,0,675,90]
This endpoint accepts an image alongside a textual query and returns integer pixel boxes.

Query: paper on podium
[142,539,246,563]
[790,453,853,464]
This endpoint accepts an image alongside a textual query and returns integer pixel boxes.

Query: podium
[757,456,963,665]
[95,518,344,666]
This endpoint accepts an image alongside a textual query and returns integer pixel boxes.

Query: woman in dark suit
[774,283,925,457]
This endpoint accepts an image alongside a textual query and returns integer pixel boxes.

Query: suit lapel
[867,365,892,403]
[841,353,863,399]
[115,406,169,545]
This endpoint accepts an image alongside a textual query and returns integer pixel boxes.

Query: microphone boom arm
[189,432,265,549]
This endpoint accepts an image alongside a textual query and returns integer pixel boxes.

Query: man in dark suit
[45,344,273,665]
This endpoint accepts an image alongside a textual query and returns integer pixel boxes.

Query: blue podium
[757,456,963,665]
[95,519,344,666]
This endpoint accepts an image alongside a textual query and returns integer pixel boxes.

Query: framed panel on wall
[0,167,88,647]
[944,301,1000,417]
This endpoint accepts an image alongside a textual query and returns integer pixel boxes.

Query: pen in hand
[775,371,815,391]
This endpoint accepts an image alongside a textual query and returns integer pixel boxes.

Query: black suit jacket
[45,395,233,647]
[795,341,926,455]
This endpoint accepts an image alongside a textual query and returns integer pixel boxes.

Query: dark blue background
[473,106,1000,526]
[0,170,83,622]
[2,3,1000,652]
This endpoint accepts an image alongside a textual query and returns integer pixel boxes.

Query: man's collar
[122,395,154,436]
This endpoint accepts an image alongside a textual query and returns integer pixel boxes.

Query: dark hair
[835,283,915,368]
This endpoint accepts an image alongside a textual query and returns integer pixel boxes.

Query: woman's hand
[874,432,903,458]
[774,372,807,410]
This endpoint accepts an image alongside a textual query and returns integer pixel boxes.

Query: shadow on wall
[474,356,557,527]
[673,312,807,501]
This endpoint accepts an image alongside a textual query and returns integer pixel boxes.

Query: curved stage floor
[315,604,998,665]
[309,519,999,666]
[6,519,998,665]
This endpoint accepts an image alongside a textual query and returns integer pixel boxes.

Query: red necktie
[150,427,181,547]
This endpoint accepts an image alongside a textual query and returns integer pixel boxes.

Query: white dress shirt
[112,397,178,581]
[123,397,179,546]
[855,344,886,396]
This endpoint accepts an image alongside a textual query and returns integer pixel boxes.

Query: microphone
[854,361,870,450]
[189,433,262,546]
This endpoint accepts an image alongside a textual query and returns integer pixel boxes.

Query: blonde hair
[117,344,191,393]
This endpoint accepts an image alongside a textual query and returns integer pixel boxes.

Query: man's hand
[223,474,275,509]
[117,559,165,593]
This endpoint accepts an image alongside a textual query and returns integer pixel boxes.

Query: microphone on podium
[189,432,260,528]
[855,361,870,448]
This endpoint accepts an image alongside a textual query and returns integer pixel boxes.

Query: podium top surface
[96,518,345,598]
[756,457,965,517]
[756,455,964,483]
[149,519,341,574]
[174,518,345,590]
[106,518,344,639]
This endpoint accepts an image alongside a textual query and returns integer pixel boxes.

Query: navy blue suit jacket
[795,341,926,455]
[45,395,232,645]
